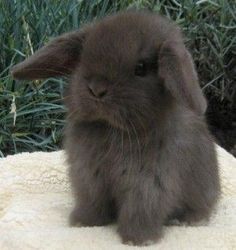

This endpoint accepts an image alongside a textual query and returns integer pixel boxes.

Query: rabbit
[12,10,220,246]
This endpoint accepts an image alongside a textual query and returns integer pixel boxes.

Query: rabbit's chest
[69,123,160,188]
[81,130,159,186]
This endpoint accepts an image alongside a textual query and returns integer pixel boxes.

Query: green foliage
[0,0,235,156]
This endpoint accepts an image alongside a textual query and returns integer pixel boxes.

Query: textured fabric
[0,145,235,250]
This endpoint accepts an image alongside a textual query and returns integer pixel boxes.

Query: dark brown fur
[12,11,220,246]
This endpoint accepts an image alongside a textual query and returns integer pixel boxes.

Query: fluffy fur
[12,10,220,245]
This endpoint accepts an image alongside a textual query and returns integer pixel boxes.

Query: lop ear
[158,41,207,115]
[11,30,87,80]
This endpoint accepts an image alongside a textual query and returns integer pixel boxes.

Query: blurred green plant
[0,0,235,156]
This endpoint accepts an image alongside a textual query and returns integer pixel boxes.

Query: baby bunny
[12,10,220,246]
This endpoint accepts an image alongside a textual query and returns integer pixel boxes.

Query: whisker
[96,124,111,164]
[127,118,142,170]
[67,108,80,119]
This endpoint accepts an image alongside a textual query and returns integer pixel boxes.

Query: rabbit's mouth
[92,101,126,130]
[67,91,155,133]
[86,99,154,133]
[66,96,123,129]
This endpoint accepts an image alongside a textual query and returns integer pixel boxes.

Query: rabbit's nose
[88,82,108,98]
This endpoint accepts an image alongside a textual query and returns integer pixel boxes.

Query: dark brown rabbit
[12,10,220,246]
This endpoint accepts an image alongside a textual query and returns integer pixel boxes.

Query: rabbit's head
[12,11,206,130]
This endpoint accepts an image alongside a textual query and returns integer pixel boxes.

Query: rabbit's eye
[135,61,147,77]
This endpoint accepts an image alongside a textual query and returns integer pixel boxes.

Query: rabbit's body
[66,105,219,244]
[12,11,220,245]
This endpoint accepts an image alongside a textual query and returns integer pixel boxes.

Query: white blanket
[0,145,235,250]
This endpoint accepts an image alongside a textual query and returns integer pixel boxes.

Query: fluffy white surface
[0,145,235,250]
